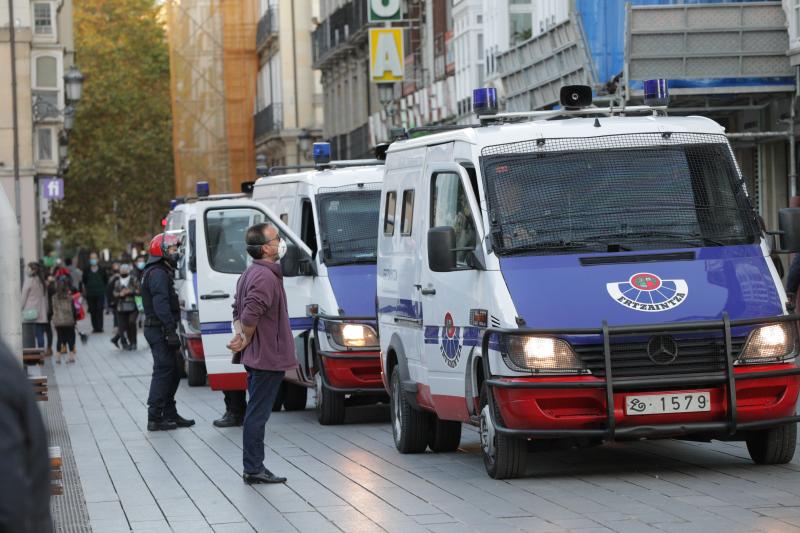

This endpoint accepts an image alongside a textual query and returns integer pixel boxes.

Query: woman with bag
[52,274,78,363]
[112,263,141,351]
[21,262,49,349]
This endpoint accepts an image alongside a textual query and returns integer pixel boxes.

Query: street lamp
[64,65,84,103]
[377,82,395,107]
[58,132,68,161]
[63,105,75,132]
[297,128,312,154]
[256,153,268,177]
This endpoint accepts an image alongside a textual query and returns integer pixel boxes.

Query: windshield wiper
[592,231,727,247]
[506,240,604,253]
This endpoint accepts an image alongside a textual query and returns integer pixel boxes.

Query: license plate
[625,392,710,416]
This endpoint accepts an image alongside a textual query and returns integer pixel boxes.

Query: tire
[390,367,429,453]
[272,382,286,412]
[316,372,346,425]
[283,382,308,411]
[428,416,462,452]
[480,384,527,479]
[746,423,797,465]
[186,361,206,387]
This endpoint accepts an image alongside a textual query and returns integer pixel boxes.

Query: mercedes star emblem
[646,335,679,365]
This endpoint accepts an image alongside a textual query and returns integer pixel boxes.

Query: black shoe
[111,336,120,348]
[167,414,195,428]
[128,344,137,351]
[243,469,286,484]
[213,412,243,428]
[147,419,178,431]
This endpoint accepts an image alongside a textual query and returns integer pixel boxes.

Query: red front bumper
[494,364,800,434]
[321,352,383,390]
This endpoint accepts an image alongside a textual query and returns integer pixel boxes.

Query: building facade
[1,0,74,263]
[254,0,323,168]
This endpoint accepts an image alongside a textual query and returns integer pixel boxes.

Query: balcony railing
[312,0,369,67]
[256,7,278,51]
[254,103,282,139]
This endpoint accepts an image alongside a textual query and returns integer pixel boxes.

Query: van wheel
[746,424,797,465]
[272,382,286,411]
[428,416,462,452]
[316,372,345,425]
[186,361,206,387]
[283,382,308,411]
[390,368,429,453]
[480,384,527,479]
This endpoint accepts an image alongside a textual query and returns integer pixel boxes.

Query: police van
[165,182,252,386]
[377,83,800,479]
[194,151,387,423]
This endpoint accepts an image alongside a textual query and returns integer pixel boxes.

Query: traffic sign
[42,177,64,200]
[368,0,401,22]
[369,28,404,82]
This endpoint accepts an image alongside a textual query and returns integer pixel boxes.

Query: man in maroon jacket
[227,222,297,484]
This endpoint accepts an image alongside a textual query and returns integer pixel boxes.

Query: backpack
[52,292,75,327]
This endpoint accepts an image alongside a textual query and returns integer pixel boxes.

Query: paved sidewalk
[52,326,800,533]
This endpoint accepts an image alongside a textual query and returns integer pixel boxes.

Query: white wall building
[452,0,483,123]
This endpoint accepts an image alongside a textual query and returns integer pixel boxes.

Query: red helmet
[148,232,182,260]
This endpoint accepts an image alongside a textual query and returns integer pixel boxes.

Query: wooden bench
[23,348,46,366]
[26,365,48,402]
[49,447,63,496]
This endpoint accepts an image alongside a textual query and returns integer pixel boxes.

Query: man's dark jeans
[87,295,104,332]
[242,367,285,474]
[145,326,181,421]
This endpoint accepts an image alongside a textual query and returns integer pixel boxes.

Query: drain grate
[43,359,92,532]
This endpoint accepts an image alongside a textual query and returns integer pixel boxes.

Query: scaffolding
[165,0,258,197]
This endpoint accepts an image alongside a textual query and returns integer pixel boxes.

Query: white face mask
[277,238,287,260]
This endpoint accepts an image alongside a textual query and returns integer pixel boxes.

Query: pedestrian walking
[82,252,108,333]
[112,263,140,351]
[64,257,83,292]
[0,340,52,533]
[134,256,147,329]
[226,222,293,484]
[44,271,56,357]
[107,263,121,343]
[21,262,49,349]
[52,273,78,363]
[142,233,195,431]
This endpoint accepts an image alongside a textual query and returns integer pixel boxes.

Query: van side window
[401,190,414,236]
[205,208,263,274]
[300,199,318,258]
[431,172,477,266]
[383,191,397,235]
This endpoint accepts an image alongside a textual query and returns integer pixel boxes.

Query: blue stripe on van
[378,297,423,321]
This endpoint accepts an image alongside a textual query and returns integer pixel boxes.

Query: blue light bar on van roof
[473,88,498,115]
[196,181,210,198]
[169,199,177,210]
[313,142,331,164]
[643,79,669,107]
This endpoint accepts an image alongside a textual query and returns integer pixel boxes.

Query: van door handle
[421,288,436,295]
[200,292,230,300]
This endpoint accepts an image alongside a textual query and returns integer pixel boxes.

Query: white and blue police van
[194,148,387,423]
[165,181,253,386]
[377,82,800,479]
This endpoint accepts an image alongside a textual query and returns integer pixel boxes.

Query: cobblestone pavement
[51,325,800,533]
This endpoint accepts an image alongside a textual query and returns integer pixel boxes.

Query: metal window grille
[479,132,760,255]
[316,183,382,265]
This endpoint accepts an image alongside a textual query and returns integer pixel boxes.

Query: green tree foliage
[47,0,174,254]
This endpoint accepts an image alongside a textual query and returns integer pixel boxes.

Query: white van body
[377,113,800,478]
[193,165,386,420]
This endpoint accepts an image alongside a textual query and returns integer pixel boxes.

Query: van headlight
[501,335,585,374]
[737,323,798,364]
[327,323,378,349]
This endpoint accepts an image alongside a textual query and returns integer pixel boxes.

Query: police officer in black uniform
[142,233,196,431]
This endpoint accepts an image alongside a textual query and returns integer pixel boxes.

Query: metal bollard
[0,186,22,362]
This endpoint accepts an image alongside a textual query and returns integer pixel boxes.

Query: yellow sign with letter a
[369,28,404,82]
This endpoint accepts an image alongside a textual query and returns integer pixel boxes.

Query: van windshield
[480,133,759,256]
[316,186,381,265]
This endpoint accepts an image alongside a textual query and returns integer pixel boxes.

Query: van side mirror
[428,226,457,272]
[779,208,800,252]
[281,245,316,277]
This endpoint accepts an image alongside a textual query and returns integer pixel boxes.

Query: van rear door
[194,199,312,391]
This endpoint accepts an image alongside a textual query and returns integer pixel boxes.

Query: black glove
[165,331,181,348]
